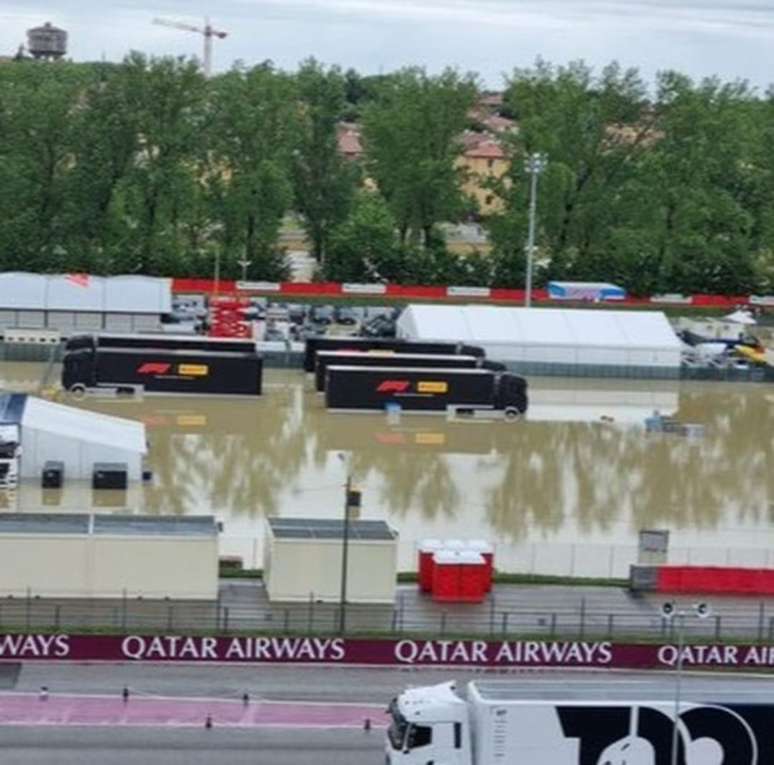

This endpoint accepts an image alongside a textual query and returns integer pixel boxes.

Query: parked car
[333,306,358,325]
[309,305,335,325]
[265,303,290,322]
[360,314,396,338]
[287,304,307,325]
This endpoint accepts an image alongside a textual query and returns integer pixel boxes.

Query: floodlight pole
[524,152,547,308]
[237,259,252,282]
[664,602,709,765]
[671,611,685,765]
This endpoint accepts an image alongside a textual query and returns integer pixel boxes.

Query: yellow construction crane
[152,16,228,78]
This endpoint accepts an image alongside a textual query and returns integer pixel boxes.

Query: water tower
[26,22,67,61]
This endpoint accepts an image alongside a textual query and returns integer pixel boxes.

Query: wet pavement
[0,692,386,728]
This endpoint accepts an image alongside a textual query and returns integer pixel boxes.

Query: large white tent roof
[397,304,681,362]
[0,273,171,314]
[22,397,146,455]
[399,304,679,348]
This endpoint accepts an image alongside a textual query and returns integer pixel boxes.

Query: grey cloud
[1,0,772,88]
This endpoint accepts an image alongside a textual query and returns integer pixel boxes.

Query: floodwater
[1,362,772,576]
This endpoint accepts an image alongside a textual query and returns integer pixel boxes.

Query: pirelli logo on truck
[376,380,449,395]
[137,363,210,377]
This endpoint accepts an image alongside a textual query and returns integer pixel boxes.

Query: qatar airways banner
[3,634,774,669]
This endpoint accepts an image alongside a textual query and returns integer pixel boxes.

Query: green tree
[489,60,651,290]
[362,67,477,246]
[207,64,298,280]
[0,61,94,271]
[117,53,208,275]
[324,192,400,281]
[292,59,357,266]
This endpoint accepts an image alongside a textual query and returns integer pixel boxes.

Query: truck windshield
[387,700,408,750]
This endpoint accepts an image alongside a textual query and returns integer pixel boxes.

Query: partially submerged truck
[65,333,255,354]
[303,337,485,373]
[61,345,262,396]
[325,366,527,419]
[386,680,774,764]
[314,351,505,392]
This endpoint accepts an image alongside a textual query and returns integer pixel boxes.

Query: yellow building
[458,132,510,216]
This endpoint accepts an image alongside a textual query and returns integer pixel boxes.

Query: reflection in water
[1,363,772,573]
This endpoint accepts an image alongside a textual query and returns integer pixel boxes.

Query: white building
[0,514,218,599]
[0,273,172,333]
[397,304,682,378]
[264,517,398,604]
[0,393,146,482]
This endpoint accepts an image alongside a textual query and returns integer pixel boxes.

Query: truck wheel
[504,407,521,421]
[69,383,86,399]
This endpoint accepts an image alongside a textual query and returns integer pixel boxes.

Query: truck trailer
[325,366,527,419]
[303,337,485,373]
[65,333,255,354]
[61,346,262,396]
[386,680,774,764]
[314,352,505,393]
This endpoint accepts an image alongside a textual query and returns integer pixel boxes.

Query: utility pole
[213,251,221,297]
[337,454,361,635]
[524,152,547,308]
[152,17,228,78]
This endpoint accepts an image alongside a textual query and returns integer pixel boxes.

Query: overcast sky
[2,0,773,90]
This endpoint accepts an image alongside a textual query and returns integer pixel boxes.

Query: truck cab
[386,682,471,765]
[494,373,528,419]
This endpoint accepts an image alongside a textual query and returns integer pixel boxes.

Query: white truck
[385,680,772,764]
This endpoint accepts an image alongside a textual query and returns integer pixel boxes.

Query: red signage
[2,634,773,670]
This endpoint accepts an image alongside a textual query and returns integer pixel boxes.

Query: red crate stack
[431,550,488,604]
[210,298,251,338]
[417,539,443,593]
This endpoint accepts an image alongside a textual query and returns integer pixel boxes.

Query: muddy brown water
[1,362,772,576]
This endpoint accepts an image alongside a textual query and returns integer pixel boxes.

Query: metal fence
[2,589,774,643]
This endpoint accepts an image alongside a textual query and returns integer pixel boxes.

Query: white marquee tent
[396,304,682,374]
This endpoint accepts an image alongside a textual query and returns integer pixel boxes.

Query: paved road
[4,664,774,764]
[8,662,774,704]
[0,728,380,765]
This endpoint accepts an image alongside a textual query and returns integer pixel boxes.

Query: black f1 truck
[314,352,506,392]
[303,337,485,373]
[325,366,527,419]
[62,346,262,396]
[65,333,255,354]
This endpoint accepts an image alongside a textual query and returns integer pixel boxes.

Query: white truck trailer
[386,680,772,764]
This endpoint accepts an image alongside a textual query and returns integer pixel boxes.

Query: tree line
[1,54,772,295]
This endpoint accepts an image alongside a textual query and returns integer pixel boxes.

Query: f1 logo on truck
[377,380,411,393]
[137,363,172,375]
[376,380,449,394]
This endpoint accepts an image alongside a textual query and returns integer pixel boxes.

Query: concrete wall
[0,534,218,599]
[265,537,397,604]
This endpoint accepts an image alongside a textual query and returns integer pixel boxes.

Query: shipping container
[303,336,485,373]
[62,346,262,396]
[65,333,255,354]
[315,352,491,392]
[325,366,527,419]
[386,680,774,764]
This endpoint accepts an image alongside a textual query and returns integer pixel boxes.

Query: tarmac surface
[3,664,774,763]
